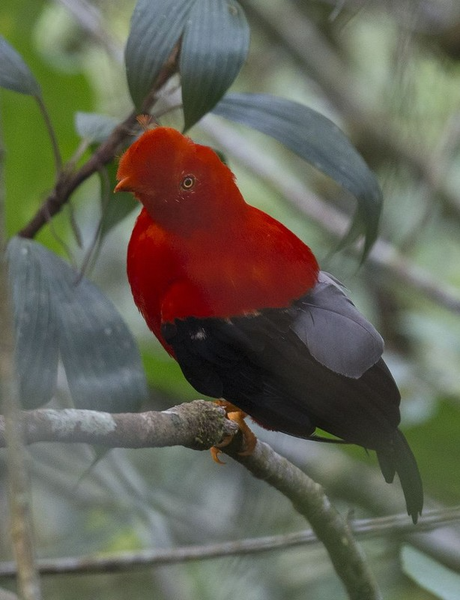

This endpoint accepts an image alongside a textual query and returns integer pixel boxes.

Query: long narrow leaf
[125,0,196,109]
[0,36,41,96]
[213,93,382,258]
[7,238,59,409]
[402,546,460,600]
[36,244,147,412]
[8,238,147,412]
[181,0,249,131]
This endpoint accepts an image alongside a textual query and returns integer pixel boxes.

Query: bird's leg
[211,400,257,463]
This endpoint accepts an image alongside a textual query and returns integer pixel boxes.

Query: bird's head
[115,126,245,233]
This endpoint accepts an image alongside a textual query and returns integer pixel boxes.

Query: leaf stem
[18,44,180,240]
[34,94,62,176]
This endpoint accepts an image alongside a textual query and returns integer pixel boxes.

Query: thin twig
[281,439,460,573]
[17,45,180,240]
[16,111,134,238]
[0,507,458,578]
[0,105,42,600]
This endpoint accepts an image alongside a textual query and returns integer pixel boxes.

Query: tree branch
[17,45,180,240]
[0,401,238,450]
[0,403,381,600]
[224,439,381,600]
[0,507,457,578]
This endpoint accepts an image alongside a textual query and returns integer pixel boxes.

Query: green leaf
[181,0,249,131]
[7,237,147,412]
[78,162,138,276]
[0,35,41,96]
[100,161,139,240]
[75,112,119,143]
[402,546,460,600]
[125,0,196,110]
[7,238,59,409]
[213,93,383,259]
[50,261,146,413]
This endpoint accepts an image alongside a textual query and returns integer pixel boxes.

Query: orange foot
[211,400,257,464]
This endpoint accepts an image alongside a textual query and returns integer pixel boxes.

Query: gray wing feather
[290,272,384,378]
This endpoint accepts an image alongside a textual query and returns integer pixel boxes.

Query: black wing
[162,272,423,521]
[162,272,400,450]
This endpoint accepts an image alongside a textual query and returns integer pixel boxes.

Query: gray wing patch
[290,272,384,378]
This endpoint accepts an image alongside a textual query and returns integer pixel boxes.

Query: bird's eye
[181,175,196,190]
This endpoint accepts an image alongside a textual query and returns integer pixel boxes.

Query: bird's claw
[211,400,257,463]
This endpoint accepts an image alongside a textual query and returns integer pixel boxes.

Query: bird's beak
[114,177,133,193]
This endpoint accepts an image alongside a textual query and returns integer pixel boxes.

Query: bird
[115,125,423,523]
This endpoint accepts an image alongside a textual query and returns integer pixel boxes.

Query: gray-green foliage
[2,0,460,599]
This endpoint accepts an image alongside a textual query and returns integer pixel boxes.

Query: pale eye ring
[181,175,196,190]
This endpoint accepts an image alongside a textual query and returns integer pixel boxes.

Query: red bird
[115,126,423,523]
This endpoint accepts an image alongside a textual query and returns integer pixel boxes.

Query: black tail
[377,430,423,524]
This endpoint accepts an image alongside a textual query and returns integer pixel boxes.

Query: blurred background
[1,0,460,598]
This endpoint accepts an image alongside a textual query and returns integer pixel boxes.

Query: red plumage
[116,126,423,522]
